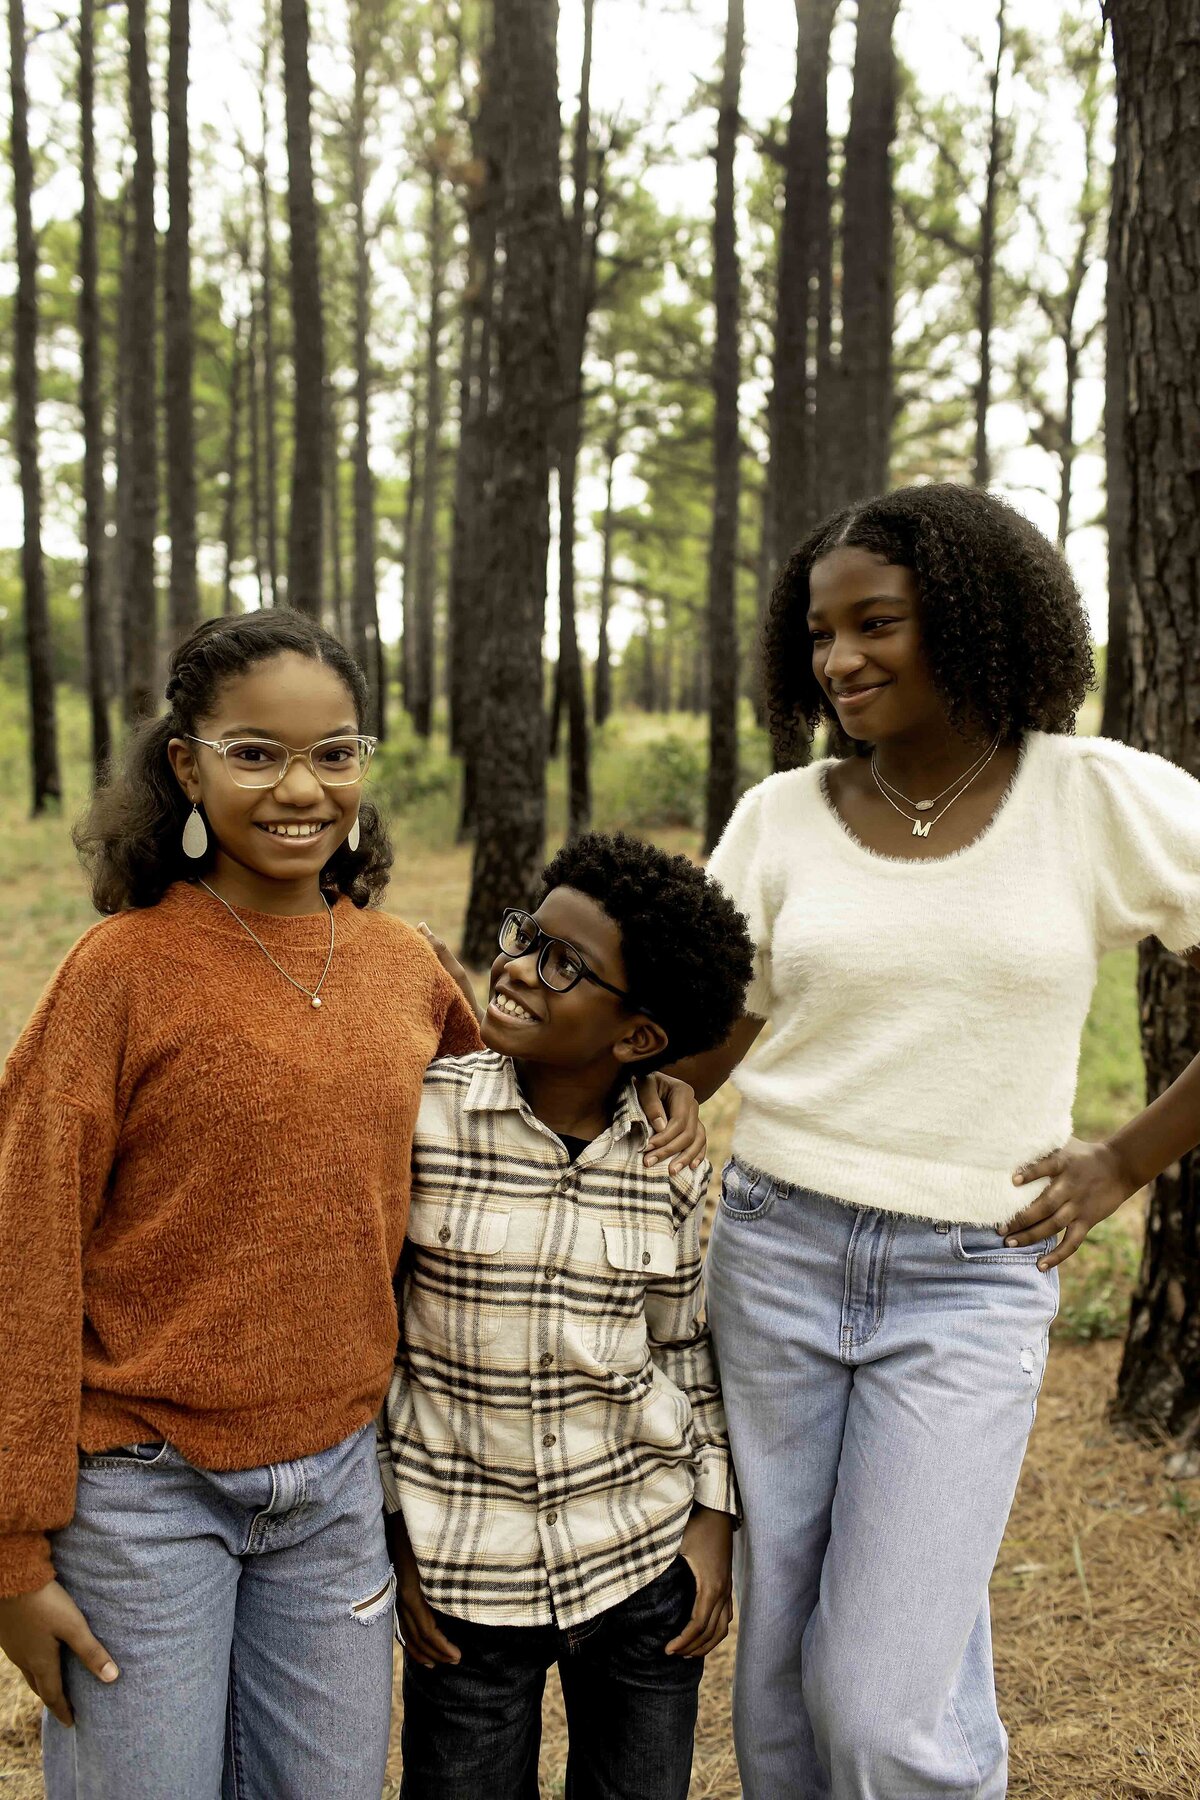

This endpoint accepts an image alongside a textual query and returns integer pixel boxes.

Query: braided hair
[74,611,392,913]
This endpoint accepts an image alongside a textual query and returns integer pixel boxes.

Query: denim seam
[947,1690,984,1797]
[851,1214,898,1351]
[225,1638,245,1800]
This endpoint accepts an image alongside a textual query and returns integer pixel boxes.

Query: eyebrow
[215,725,360,738]
[807,595,910,623]
[534,916,612,972]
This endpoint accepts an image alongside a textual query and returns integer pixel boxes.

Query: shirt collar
[462,1051,650,1144]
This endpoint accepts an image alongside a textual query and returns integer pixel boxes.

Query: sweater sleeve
[704,779,777,1019]
[0,942,124,1597]
[1075,738,1200,956]
[434,972,484,1059]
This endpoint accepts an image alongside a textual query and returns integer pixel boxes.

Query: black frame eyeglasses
[497,908,647,1008]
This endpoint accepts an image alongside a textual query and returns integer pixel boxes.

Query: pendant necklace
[870,735,1002,839]
[197,879,335,1007]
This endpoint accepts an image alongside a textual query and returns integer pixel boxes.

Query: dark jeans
[400,1557,704,1800]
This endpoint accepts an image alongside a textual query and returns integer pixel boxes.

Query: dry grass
[4,1341,1194,1798]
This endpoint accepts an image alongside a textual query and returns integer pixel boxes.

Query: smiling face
[482,886,667,1076]
[167,651,363,910]
[807,546,948,743]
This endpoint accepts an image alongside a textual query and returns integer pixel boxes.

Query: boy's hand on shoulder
[385,1511,461,1668]
[639,1072,706,1173]
[665,1503,734,1659]
[417,921,482,1023]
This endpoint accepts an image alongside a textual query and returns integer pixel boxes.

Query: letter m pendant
[911,819,932,838]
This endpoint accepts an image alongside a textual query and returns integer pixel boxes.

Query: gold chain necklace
[869,737,1002,839]
[197,880,335,1008]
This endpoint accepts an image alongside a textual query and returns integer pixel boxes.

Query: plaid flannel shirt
[377,1050,736,1630]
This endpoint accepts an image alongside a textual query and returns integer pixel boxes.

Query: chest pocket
[585,1221,678,1370]
[403,1200,512,1350]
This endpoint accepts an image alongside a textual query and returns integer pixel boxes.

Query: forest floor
[0,693,1197,1796]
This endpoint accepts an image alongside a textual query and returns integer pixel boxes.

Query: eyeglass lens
[223,738,371,788]
[498,911,587,992]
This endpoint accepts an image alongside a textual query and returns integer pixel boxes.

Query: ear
[612,1016,670,1068]
[167,737,202,804]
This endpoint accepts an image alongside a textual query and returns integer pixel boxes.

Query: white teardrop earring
[347,815,361,854]
[182,804,209,860]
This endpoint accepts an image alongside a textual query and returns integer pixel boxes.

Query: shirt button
[539,1352,554,1368]
[438,1226,451,1244]
[641,1250,651,1265]
[542,1432,556,1447]
[545,1511,558,1526]
[544,1265,558,1280]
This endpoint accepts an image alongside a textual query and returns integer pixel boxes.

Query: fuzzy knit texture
[706,732,1200,1229]
[0,881,481,1598]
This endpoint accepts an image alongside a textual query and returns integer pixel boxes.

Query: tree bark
[79,0,111,780]
[410,163,448,739]
[124,0,158,724]
[222,321,244,615]
[833,0,898,507]
[280,0,325,615]
[1101,120,1131,743]
[703,0,744,854]
[325,384,345,639]
[350,0,380,732]
[399,381,421,718]
[974,0,1006,490]
[9,0,61,813]
[462,0,561,965]
[1108,0,1200,1446]
[594,429,618,729]
[259,23,280,606]
[245,238,267,607]
[165,0,198,642]
[555,0,595,840]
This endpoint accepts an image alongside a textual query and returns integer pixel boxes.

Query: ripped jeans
[705,1164,1059,1800]
[43,1423,395,1800]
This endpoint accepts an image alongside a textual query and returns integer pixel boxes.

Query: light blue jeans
[705,1161,1059,1800]
[43,1423,395,1800]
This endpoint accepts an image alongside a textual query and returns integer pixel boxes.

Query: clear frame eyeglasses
[497,907,647,1007]
[186,733,377,790]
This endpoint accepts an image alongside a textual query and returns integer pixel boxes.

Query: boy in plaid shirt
[380,832,753,1800]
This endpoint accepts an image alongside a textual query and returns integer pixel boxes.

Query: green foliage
[1054,1213,1142,1343]
[367,716,458,815]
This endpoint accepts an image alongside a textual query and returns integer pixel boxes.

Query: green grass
[0,681,1151,1341]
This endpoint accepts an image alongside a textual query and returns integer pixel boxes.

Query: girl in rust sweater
[0,610,701,1800]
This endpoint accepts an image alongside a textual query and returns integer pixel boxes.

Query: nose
[271,755,325,806]
[823,634,868,681]
[505,949,542,989]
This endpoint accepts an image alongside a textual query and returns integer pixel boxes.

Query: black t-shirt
[558,1134,592,1163]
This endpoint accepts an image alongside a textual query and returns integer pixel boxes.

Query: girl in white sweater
[680,484,1200,1800]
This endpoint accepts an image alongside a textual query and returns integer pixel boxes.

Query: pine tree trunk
[222,322,244,614]
[165,0,198,642]
[245,246,267,607]
[1102,120,1131,744]
[280,0,325,615]
[1108,0,1200,1446]
[124,0,158,723]
[834,0,898,508]
[326,385,346,639]
[974,0,1006,490]
[462,0,561,964]
[593,430,617,728]
[555,0,594,840]
[259,26,280,607]
[79,0,111,780]
[703,0,743,855]
[9,0,61,813]
[411,164,447,739]
[350,5,380,731]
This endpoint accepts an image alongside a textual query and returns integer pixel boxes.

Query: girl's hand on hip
[0,1581,119,1727]
[1005,1136,1134,1270]
[639,1073,706,1172]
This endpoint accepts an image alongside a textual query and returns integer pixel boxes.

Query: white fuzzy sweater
[706,732,1200,1226]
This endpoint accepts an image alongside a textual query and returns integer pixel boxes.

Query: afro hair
[538,831,754,1071]
[764,483,1096,756]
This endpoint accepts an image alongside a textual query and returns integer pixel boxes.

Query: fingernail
[1005,1237,1018,1247]
[99,1662,119,1682]
[646,1154,659,1166]
[1013,1174,1024,1185]
[417,921,430,933]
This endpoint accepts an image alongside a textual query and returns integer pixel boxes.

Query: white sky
[1,0,1111,648]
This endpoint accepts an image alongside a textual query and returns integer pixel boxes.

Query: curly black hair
[537,831,754,1072]
[764,484,1095,756]
[74,610,393,913]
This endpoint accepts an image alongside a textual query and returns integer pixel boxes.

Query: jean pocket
[718,1158,777,1220]
[78,1441,170,1469]
[950,1225,1057,1266]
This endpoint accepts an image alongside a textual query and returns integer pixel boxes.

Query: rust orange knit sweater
[0,882,481,1597]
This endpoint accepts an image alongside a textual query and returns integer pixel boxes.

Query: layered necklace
[198,879,335,1008]
[870,734,1002,839]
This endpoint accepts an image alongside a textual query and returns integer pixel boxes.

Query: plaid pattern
[378,1051,735,1629]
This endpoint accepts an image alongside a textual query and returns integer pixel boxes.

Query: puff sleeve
[1075,738,1200,956]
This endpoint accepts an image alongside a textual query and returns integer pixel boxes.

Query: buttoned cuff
[693,1445,740,1520]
